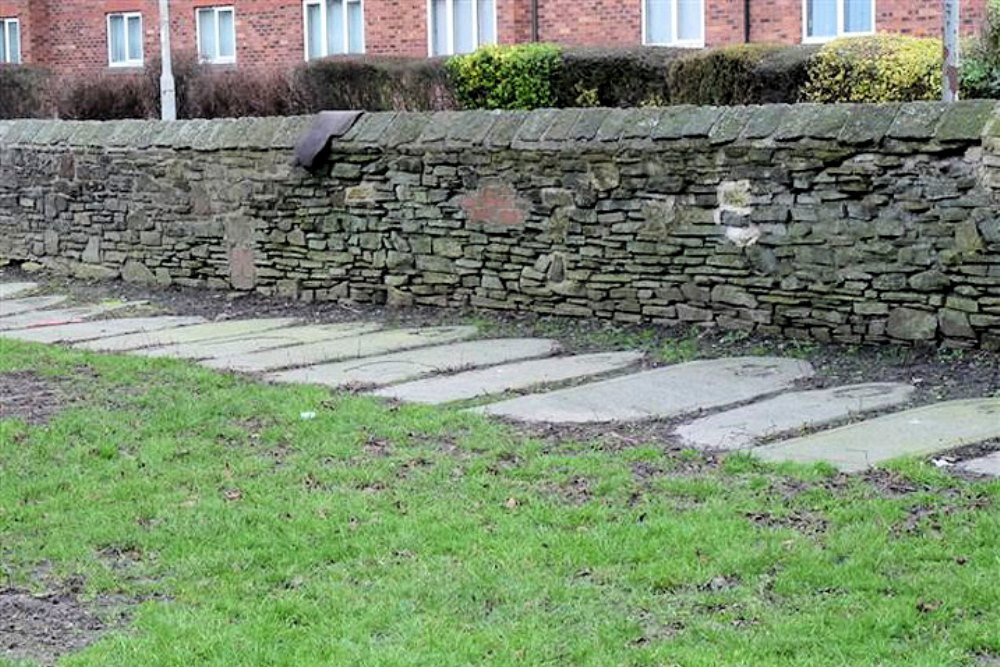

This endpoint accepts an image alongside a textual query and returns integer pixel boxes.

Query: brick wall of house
[3,0,993,73]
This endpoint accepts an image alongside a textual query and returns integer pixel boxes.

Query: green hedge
[555,46,685,107]
[447,44,561,110]
[962,0,1000,98]
[802,35,942,103]
[667,44,815,106]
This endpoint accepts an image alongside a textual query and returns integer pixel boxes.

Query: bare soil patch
[0,371,66,425]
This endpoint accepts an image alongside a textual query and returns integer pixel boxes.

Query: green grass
[1,340,998,667]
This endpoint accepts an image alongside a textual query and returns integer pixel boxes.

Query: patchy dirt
[0,586,129,666]
[0,371,67,425]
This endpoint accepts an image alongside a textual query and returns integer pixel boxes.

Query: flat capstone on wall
[0,101,998,349]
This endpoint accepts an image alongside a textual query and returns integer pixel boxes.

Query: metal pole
[943,0,960,102]
[159,0,177,120]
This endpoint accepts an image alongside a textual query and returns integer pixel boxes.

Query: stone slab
[475,357,815,423]
[1,316,206,344]
[955,451,1000,477]
[0,282,38,299]
[75,318,299,352]
[0,305,126,332]
[0,295,68,317]
[753,398,1000,472]
[268,338,561,388]
[201,326,478,373]
[675,383,916,450]
[133,323,382,360]
[373,351,645,404]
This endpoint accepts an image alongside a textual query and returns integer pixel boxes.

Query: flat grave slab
[0,283,38,299]
[475,357,815,423]
[373,351,645,404]
[752,398,1000,472]
[76,318,299,352]
[133,323,382,360]
[201,326,479,373]
[268,338,560,388]
[0,305,127,332]
[955,451,1000,477]
[2,316,207,344]
[0,295,68,317]
[675,383,916,450]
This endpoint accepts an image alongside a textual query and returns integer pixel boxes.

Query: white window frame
[641,0,706,48]
[426,0,497,57]
[302,0,366,60]
[196,5,237,65]
[106,12,144,68]
[801,0,876,43]
[1,17,20,64]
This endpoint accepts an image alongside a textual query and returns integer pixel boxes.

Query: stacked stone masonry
[1,101,999,349]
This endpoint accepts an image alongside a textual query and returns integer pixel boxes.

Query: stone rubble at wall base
[1,102,998,349]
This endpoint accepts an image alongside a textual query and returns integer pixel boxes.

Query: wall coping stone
[2,102,997,154]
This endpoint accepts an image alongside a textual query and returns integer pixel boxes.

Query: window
[197,6,236,64]
[304,0,364,59]
[429,0,495,56]
[107,13,143,67]
[804,0,874,42]
[644,0,703,47]
[0,18,20,64]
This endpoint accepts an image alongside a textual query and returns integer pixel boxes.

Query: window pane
[807,0,837,37]
[676,0,701,41]
[306,3,322,58]
[431,0,448,55]
[477,0,495,45]
[347,0,363,53]
[844,0,872,33]
[328,0,344,54]
[645,0,671,44]
[8,21,19,63]
[198,9,217,59]
[0,23,6,63]
[453,0,474,53]
[127,15,143,60]
[218,9,235,58]
[109,15,126,63]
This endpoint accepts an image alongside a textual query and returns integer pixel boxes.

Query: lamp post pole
[943,0,960,102]
[159,0,177,120]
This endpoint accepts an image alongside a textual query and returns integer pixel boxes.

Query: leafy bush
[299,56,455,111]
[555,46,684,107]
[0,65,52,118]
[667,44,815,105]
[447,43,561,110]
[962,0,1000,98]
[802,34,942,103]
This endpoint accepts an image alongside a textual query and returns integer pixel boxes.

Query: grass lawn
[0,339,997,666]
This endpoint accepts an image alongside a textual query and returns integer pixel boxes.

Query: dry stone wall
[1,102,999,348]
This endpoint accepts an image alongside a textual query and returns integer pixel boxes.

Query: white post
[943,0,960,102]
[159,0,177,120]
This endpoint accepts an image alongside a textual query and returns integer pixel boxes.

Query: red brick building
[0,0,988,73]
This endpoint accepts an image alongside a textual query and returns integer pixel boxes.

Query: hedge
[962,0,1000,98]
[4,38,991,121]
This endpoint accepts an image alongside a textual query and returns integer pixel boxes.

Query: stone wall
[1,101,999,348]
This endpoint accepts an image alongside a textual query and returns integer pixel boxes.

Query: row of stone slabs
[1,286,998,476]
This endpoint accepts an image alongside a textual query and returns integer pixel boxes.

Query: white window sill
[643,40,705,49]
[199,57,237,65]
[802,30,875,44]
[108,60,144,68]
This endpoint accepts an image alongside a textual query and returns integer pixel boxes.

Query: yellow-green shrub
[447,44,562,110]
[802,34,942,103]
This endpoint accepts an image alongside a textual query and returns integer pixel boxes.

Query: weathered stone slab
[753,398,1000,472]
[268,338,560,388]
[2,316,206,344]
[0,283,38,299]
[374,351,645,404]
[675,383,916,450]
[0,295,68,317]
[76,318,299,352]
[200,326,479,372]
[475,357,815,423]
[0,305,125,331]
[955,451,1000,477]
[133,323,382,360]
